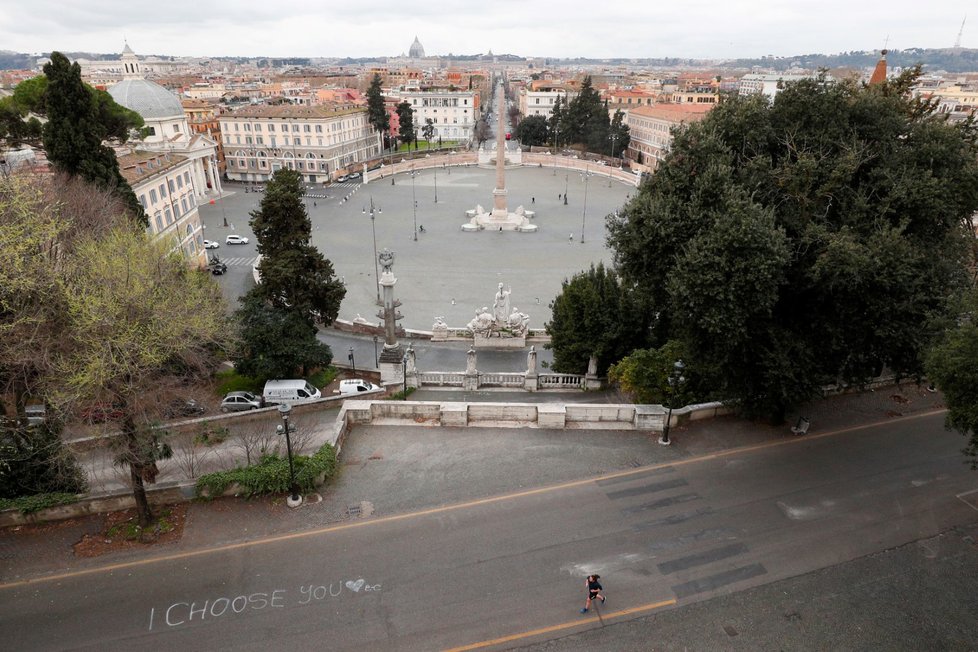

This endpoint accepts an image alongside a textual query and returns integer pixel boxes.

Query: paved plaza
[198,164,636,330]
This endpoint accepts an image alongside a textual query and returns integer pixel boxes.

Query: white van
[337,379,382,395]
[262,379,322,405]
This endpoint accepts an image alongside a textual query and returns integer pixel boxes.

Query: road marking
[0,409,947,590]
[956,488,978,512]
[441,598,677,651]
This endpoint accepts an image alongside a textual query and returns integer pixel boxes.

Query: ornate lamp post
[372,335,379,367]
[348,347,356,373]
[276,404,302,506]
[363,197,382,304]
[609,133,619,187]
[659,359,686,446]
[433,165,438,203]
[564,173,569,205]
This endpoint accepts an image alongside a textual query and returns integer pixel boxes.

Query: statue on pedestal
[493,283,512,323]
[526,346,537,374]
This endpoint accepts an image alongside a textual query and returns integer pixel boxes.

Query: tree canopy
[366,73,390,144]
[515,115,549,147]
[250,168,346,326]
[41,52,146,227]
[545,263,651,375]
[606,69,978,420]
[396,101,415,148]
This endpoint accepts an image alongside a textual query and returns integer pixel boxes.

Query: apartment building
[219,104,380,183]
[182,99,226,177]
[119,151,207,267]
[518,86,575,119]
[738,74,812,100]
[401,89,479,142]
[626,104,713,172]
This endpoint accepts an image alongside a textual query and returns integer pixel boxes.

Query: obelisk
[491,82,508,218]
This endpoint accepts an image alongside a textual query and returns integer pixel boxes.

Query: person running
[581,574,605,613]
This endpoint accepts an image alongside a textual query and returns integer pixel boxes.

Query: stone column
[463,348,479,391]
[491,83,508,217]
[584,354,601,390]
[377,249,405,386]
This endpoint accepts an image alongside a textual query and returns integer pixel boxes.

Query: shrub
[0,492,79,514]
[306,366,338,389]
[195,442,337,499]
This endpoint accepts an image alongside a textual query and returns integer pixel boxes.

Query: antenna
[954,16,967,50]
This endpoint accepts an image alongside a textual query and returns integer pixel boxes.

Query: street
[2,411,976,650]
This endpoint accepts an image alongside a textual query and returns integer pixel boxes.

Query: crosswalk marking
[213,256,258,266]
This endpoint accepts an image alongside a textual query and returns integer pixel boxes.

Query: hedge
[195,442,337,499]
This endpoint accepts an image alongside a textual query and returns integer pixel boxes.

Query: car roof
[225,391,256,398]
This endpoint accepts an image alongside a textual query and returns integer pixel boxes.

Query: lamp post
[411,165,418,241]
[372,335,379,367]
[564,173,569,205]
[580,165,591,244]
[363,197,382,304]
[609,133,619,187]
[276,404,302,506]
[348,347,356,373]
[433,165,438,203]
[659,359,686,446]
[402,353,408,399]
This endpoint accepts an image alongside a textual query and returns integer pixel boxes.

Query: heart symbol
[345,579,365,593]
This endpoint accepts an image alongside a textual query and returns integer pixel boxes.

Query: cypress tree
[42,52,146,227]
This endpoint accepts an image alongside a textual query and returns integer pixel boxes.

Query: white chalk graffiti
[149,580,383,630]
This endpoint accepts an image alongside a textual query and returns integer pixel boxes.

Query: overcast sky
[0,0,973,60]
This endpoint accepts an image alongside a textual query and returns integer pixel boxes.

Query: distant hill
[0,50,34,70]
[728,48,978,73]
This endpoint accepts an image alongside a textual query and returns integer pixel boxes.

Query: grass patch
[387,386,417,401]
[217,369,262,395]
[306,366,338,389]
[106,508,175,541]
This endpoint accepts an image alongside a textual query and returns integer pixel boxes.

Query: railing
[417,372,465,386]
[479,373,525,388]
[538,374,585,388]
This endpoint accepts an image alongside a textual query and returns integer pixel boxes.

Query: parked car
[336,175,348,183]
[348,171,361,179]
[505,132,512,140]
[336,379,382,395]
[164,399,206,419]
[220,391,264,413]
[225,235,249,245]
[203,240,220,249]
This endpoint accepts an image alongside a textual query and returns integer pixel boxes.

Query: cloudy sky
[0,0,973,60]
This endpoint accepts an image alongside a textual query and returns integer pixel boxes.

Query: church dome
[108,78,185,120]
[409,36,425,58]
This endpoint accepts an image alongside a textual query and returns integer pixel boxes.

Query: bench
[791,417,811,436]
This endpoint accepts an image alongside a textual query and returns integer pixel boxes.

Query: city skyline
[0,0,972,61]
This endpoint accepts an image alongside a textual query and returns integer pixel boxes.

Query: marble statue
[467,308,495,337]
[405,345,416,374]
[466,348,477,374]
[526,345,537,374]
[493,283,512,323]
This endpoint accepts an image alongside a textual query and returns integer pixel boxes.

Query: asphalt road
[2,411,976,650]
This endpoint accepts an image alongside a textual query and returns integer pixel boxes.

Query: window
[168,180,175,193]
[268,124,275,132]
[256,136,264,144]
[245,136,253,144]
[159,183,167,198]
[150,189,158,203]
[254,124,262,132]
[181,198,188,214]
[292,124,299,132]
[146,126,156,136]
[184,172,190,184]
[294,137,301,146]
[315,125,322,132]
[173,124,180,133]
[177,175,183,189]
[139,194,147,209]
[165,208,172,224]
[154,214,163,232]
[304,125,311,132]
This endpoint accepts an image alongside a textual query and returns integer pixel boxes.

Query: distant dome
[409,36,425,58]
[108,78,185,120]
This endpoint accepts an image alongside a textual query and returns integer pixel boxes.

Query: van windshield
[304,383,317,395]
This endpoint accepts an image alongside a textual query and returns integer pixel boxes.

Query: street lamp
[564,173,569,205]
[433,165,438,203]
[609,133,619,187]
[580,165,591,244]
[348,347,356,373]
[372,335,379,367]
[659,359,686,446]
[363,197,382,304]
[411,165,418,241]
[276,404,302,506]
[402,353,408,399]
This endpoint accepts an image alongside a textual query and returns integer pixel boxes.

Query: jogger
[581,574,605,613]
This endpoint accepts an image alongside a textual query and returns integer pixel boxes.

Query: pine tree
[396,101,415,149]
[366,73,390,148]
[42,52,146,227]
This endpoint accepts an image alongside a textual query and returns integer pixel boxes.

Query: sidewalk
[0,383,949,582]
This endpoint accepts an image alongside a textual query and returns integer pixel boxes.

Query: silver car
[220,391,263,412]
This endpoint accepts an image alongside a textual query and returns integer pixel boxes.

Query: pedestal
[473,334,526,349]
[463,372,479,391]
